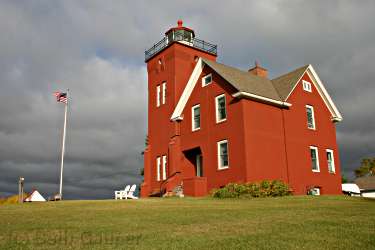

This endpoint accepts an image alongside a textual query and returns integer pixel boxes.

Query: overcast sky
[1,1,374,199]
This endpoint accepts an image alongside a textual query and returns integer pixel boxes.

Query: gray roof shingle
[202,59,282,101]
[202,58,308,102]
[271,65,309,101]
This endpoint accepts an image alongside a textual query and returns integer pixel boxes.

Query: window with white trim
[326,149,335,173]
[162,155,167,180]
[162,82,166,105]
[306,105,316,129]
[302,80,312,92]
[217,140,229,169]
[310,146,320,172]
[215,94,227,123]
[156,156,161,181]
[202,74,212,87]
[192,104,200,131]
[156,85,161,107]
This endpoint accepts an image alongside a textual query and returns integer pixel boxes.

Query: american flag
[53,92,68,104]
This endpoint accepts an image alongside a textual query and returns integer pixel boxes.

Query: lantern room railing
[145,31,217,61]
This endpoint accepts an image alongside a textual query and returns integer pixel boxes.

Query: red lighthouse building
[140,21,343,197]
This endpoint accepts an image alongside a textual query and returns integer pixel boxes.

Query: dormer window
[303,80,312,92]
[202,74,212,87]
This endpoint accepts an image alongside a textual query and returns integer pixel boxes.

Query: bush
[212,180,291,199]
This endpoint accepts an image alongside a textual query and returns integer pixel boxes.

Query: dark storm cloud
[1,1,374,199]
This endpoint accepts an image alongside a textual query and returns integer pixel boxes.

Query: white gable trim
[171,58,203,121]
[285,65,342,122]
[232,92,292,107]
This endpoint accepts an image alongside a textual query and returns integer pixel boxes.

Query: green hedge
[212,180,291,198]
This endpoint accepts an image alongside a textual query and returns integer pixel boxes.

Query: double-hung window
[215,94,227,123]
[306,105,316,129]
[162,155,167,180]
[192,104,201,131]
[218,140,229,169]
[156,85,161,107]
[326,149,335,173]
[162,82,166,105]
[156,157,161,181]
[310,146,320,172]
[202,74,212,87]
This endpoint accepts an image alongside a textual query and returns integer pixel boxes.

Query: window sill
[216,118,227,124]
[192,128,200,132]
[307,127,316,131]
[312,169,320,173]
[218,166,229,171]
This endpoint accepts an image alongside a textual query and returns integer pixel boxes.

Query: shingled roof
[202,59,282,101]
[271,65,309,100]
[355,176,375,190]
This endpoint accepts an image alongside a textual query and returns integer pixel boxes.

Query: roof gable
[171,59,342,122]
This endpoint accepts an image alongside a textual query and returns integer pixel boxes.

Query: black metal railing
[145,32,217,61]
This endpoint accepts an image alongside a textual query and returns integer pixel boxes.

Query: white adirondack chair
[115,185,130,200]
[127,184,139,199]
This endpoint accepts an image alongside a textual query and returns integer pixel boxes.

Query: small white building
[24,190,46,202]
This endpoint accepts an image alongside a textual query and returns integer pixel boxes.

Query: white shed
[24,190,46,202]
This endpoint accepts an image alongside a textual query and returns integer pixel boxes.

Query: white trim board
[171,58,203,121]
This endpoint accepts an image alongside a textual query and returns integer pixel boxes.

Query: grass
[0,196,374,249]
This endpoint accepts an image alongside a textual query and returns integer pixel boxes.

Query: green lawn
[0,196,374,249]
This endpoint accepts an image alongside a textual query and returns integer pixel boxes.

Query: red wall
[179,68,247,191]
[283,73,342,194]
[242,100,289,183]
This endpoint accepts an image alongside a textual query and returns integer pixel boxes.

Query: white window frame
[311,187,320,195]
[302,80,312,92]
[310,146,320,172]
[215,94,227,123]
[156,157,161,181]
[202,74,212,87]
[217,140,229,170]
[326,149,335,173]
[191,104,201,131]
[156,85,161,107]
[162,155,167,180]
[306,105,316,130]
[162,82,166,105]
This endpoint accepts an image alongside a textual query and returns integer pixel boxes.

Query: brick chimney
[248,60,268,78]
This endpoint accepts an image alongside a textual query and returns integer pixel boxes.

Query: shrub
[212,180,291,199]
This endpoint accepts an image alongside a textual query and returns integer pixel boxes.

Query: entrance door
[196,154,203,177]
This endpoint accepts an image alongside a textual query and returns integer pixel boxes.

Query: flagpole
[59,89,68,199]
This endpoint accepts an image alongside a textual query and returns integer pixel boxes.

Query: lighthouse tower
[141,20,217,197]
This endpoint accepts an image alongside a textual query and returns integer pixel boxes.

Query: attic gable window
[202,74,212,87]
[306,105,316,130]
[303,80,312,92]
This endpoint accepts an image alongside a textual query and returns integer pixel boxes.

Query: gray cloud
[1,0,374,199]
